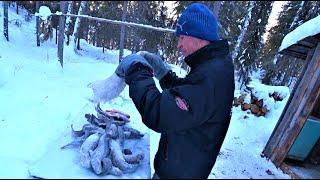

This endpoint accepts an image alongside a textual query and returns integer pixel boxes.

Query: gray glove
[138,51,171,80]
[115,54,152,78]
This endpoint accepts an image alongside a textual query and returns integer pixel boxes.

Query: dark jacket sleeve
[126,65,215,133]
[159,70,185,89]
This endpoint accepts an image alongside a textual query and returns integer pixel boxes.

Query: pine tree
[233,1,273,90]
[64,1,74,46]
[261,1,319,87]
[73,1,88,52]
[125,1,167,53]
[215,1,242,43]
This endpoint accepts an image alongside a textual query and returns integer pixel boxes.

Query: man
[116,2,235,179]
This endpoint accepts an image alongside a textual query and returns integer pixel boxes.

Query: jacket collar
[184,39,230,69]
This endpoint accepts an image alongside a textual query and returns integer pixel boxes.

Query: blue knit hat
[175,3,220,41]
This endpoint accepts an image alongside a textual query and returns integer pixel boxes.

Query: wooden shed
[262,18,320,178]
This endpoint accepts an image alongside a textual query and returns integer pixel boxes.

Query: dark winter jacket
[125,39,235,179]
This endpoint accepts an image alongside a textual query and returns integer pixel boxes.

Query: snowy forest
[3,1,320,89]
[1,1,320,179]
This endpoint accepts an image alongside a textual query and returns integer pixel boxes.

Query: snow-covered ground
[0,3,291,179]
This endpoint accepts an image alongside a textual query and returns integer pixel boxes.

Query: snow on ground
[279,14,320,52]
[0,3,291,179]
[209,75,291,179]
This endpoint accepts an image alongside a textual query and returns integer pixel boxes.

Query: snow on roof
[279,15,320,52]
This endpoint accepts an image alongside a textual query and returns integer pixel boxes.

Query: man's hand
[137,51,171,80]
[115,54,153,83]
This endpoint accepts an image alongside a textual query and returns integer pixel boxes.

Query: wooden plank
[263,47,316,158]
[270,45,320,164]
[271,43,320,166]
[298,40,316,48]
[288,44,310,54]
[304,36,320,45]
[279,33,320,60]
[279,163,301,179]
[311,97,320,118]
[281,49,307,59]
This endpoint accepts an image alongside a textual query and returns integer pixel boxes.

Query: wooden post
[119,1,128,62]
[56,28,58,44]
[3,1,9,41]
[273,43,320,165]
[262,49,314,158]
[36,1,40,46]
[58,1,67,68]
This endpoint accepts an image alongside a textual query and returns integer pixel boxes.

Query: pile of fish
[61,103,145,176]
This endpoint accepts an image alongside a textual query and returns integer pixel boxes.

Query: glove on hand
[137,51,171,80]
[115,54,152,79]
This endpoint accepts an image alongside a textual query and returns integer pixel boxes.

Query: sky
[0,2,305,179]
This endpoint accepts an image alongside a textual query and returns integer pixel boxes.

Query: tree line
[2,1,320,90]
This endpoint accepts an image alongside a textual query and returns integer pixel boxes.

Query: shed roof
[278,15,320,60]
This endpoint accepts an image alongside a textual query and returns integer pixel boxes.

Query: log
[261,105,268,114]
[241,103,251,111]
[250,104,260,114]
[256,99,263,108]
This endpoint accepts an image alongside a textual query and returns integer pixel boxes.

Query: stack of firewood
[269,91,284,101]
[233,94,269,117]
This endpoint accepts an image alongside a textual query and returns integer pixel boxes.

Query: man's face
[177,35,210,57]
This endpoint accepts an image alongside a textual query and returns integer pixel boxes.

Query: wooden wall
[263,42,320,167]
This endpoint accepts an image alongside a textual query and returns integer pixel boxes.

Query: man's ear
[199,39,210,47]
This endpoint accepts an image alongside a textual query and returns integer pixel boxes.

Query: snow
[35,6,52,21]
[279,14,320,52]
[0,3,291,179]
[55,11,62,16]
[258,18,261,23]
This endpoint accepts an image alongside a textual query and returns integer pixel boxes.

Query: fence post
[36,1,40,46]
[58,1,67,68]
[3,1,9,41]
[119,1,128,62]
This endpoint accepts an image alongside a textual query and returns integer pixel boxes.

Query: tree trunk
[58,1,67,68]
[232,1,255,89]
[232,1,254,61]
[16,2,18,14]
[55,28,58,44]
[73,1,88,52]
[36,1,40,46]
[65,1,74,46]
[77,37,80,50]
[119,1,128,62]
[3,1,9,41]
